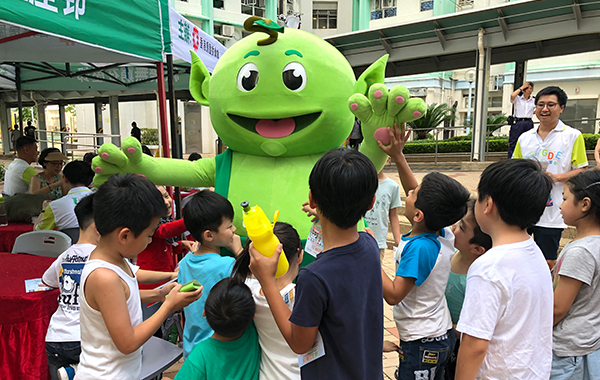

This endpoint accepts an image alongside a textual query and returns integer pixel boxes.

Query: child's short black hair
[188,152,202,161]
[142,145,152,156]
[83,152,97,166]
[478,159,552,229]
[75,194,95,231]
[204,278,255,338]
[183,190,234,242]
[466,199,492,251]
[93,174,168,236]
[535,86,568,107]
[309,148,378,229]
[16,136,36,151]
[63,161,95,186]
[415,172,470,231]
[566,170,600,223]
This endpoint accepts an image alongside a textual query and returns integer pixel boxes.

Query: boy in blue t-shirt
[179,190,243,358]
[250,148,383,379]
[379,124,470,380]
[175,277,260,380]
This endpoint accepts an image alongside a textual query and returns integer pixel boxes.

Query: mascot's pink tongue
[255,118,295,138]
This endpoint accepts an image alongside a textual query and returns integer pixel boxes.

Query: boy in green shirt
[175,277,260,380]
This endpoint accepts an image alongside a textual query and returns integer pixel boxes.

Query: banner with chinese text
[168,5,226,72]
[1,0,170,62]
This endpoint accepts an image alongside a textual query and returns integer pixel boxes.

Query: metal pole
[58,104,66,154]
[94,102,104,147]
[435,127,439,165]
[466,83,472,135]
[167,55,181,159]
[167,54,182,220]
[156,62,170,158]
[16,63,23,132]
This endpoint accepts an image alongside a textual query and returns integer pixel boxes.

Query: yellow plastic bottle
[241,201,289,278]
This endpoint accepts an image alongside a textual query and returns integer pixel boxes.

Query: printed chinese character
[64,0,86,20]
[76,69,90,82]
[134,67,150,81]
[192,27,199,50]
[178,20,191,44]
[35,0,58,13]
[119,67,130,83]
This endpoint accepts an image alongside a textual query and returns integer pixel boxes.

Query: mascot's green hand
[349,84,426,172]
[91,137,149,186]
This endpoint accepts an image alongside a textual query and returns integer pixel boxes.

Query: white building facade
[77,0,600,155]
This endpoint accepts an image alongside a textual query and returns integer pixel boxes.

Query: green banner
[1,0,170,61]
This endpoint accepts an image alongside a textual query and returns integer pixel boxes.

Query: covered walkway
[326,0,600,160]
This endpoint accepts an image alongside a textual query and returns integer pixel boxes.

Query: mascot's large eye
[282,62,306,92]
[237,62,259,92]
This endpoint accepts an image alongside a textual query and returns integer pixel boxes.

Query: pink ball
[374,127,391,145]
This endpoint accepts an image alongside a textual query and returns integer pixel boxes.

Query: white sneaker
[57,364,77,380]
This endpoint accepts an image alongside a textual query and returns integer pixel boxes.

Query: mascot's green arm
[91,137,216,187]
[349,55,426,173]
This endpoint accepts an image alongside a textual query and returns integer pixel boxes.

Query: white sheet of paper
[298,332,325,367]
[305,221,324,258]
[25,278,52,293]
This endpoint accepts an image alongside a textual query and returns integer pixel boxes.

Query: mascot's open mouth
[228,112,321,138]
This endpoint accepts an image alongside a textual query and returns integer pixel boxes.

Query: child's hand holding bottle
[248,242,283,286]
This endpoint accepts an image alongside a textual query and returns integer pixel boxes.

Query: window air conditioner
[222,25,235,37]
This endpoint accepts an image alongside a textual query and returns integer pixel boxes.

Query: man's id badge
[298,332,325,367]
[422,350,439,364]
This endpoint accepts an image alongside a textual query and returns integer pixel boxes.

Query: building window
[488,97,503,108]
[313,2,337,29]
[371,0,396,20]
[214,0,224,9]
[242,0,266,17]
[561,98,598,134]
[420,0,433,11]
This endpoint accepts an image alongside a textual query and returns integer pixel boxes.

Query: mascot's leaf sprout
[244,16,283,46]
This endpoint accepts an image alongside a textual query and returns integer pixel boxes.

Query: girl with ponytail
[231,222,303,380]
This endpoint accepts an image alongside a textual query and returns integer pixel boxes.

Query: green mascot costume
[91,17,426,265]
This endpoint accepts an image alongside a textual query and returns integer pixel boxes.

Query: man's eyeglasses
[536,102,559,109]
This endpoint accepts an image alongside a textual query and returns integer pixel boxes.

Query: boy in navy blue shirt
[249,148,383,380]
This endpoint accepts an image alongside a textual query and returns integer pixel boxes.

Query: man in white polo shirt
[36,161,94,231]
[4,136,38,196]
[514,86,588,268]
[508,82,535,158]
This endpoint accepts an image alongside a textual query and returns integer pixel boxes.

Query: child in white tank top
[75,174,202,380]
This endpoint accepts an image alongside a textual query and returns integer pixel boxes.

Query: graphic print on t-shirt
[58,254,86,312]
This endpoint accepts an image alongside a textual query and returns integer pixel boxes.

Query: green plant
[141,128,158,145]
[14,107,36,123]
[0,162,4,182]
[583,134,599,150]
[408,103,456,140]
[486,113,508,135]
[403,133,598,155]
[65,104,76,116]
[403,136,509,154]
